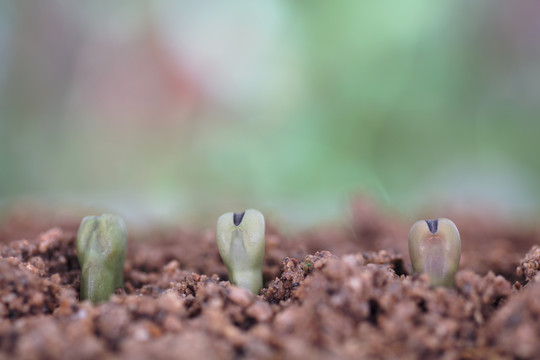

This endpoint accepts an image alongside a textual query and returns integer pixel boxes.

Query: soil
[1,199,540,359]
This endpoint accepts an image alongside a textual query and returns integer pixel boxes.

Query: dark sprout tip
[425,219,439,234]
[233,211,246,226]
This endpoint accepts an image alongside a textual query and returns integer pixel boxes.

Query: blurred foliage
[1,0,539,227]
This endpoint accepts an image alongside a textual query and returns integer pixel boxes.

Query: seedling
[408,218,461,287]
[77,214,127,303]
[216,209,265,294]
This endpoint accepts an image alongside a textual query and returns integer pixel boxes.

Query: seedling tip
[408,218,461,287]
[77,214,127,303]
[217,209,265,294]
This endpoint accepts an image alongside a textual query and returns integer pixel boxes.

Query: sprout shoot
[77,214,127,303]
[408,218,461,287]
[216,209,265,294]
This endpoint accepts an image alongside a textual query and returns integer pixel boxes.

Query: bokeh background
[1,1,540,228]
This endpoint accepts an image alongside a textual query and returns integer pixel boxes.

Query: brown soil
[1,199,540,359]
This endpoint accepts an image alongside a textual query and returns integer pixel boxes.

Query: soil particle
[481,283,540,359]
[0,260,61,318]
[228,287,254,308]
[516,245,540,284]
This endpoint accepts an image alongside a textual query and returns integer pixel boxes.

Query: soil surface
[1,199,540,359]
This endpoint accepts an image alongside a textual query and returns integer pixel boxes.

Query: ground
[1,199,540,359]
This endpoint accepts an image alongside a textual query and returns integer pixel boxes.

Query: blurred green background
[1,1,539,228]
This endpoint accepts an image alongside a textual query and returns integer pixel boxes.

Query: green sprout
[408,218,461,287]
[77,214,127,303]
[216,209,265,294]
